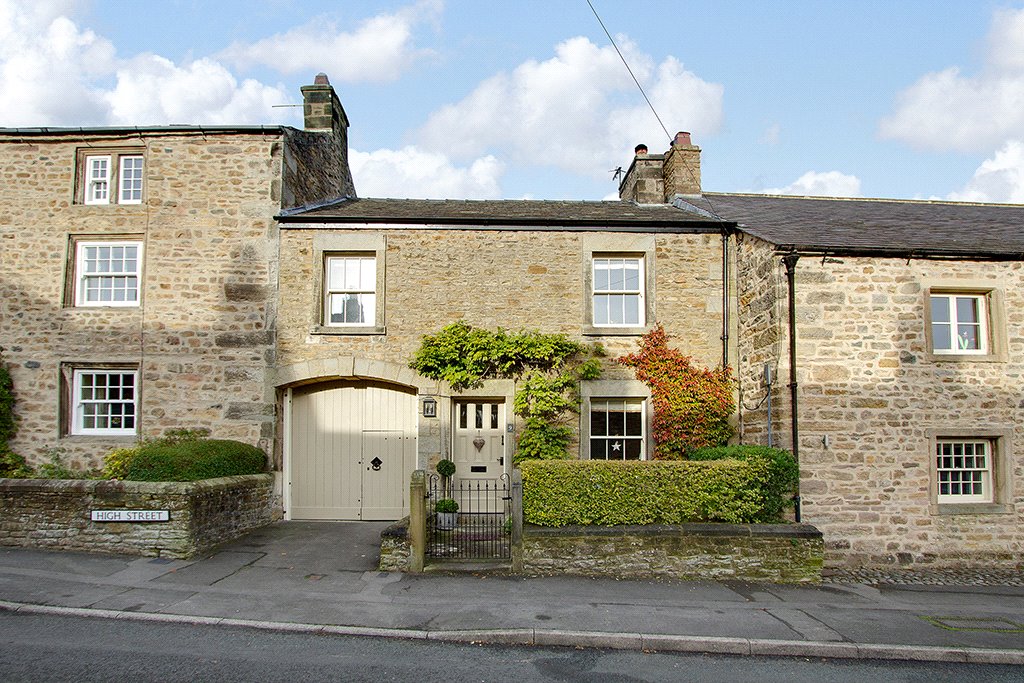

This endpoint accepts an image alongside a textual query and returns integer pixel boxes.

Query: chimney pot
[314,72,330,85]
[674,131,692,147]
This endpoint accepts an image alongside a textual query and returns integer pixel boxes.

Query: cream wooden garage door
[289,380,417,520]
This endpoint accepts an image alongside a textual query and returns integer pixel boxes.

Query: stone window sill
[581,325,651,337]
[310,325,386,336]
[930,502,1013,515]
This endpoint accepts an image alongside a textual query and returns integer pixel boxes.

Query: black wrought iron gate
[427,473,511,560]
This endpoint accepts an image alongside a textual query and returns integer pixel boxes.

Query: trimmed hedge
[521,458,782,526]
[687,445,798,521]
[124,439,267,482]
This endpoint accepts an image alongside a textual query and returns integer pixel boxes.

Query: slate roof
[681,193,1024,258]
[278,197,728,231]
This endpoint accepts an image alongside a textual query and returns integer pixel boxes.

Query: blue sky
[3,1,1024,203]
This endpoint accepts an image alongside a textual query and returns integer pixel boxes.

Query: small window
[592,257,645,327]
[71,369,138,435]
[74,240,143,307]
[935,439,992,504]
[590,398,645,460]
[930,293,987,354]
[324,255,376,326]
[77,149,145,205]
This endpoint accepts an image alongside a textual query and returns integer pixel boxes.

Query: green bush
[124,439,266,482]
[35,447,96,479]
[434,498,459,513]
[0,450,33,478]
[435,459,456,477]
[687,445,798,521]
[520,458,783,526]
[101,428,211,479]
[514,417,573,463]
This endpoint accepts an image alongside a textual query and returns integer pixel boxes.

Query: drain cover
[923,616,1024,632]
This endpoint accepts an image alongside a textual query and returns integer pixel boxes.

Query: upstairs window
[592,256,645,327]
[324,255,376,326]
[77,149,145,205]
[930,293,987,354]
[75,240,143,307]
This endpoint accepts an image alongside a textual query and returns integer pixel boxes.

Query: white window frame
[592,256,646,328]
[930,293,988,355]
[75,240,143,307]
[935,439,993,504]
[118,155,144,204]
[84,155,112,205]
[588,397,646,461]
[71,369,138,436]
[324,254,376,326]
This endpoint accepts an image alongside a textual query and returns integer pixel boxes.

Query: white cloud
[105,55,289,125]
[349,146,504,199]
[879,8,1024,152]
[758,171,862,197]
[416,36,723,178]
[218,0,440,82]
[947,140,1024,203]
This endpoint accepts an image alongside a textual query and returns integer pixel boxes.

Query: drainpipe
[782,252,801,523]
[721,229,730,369]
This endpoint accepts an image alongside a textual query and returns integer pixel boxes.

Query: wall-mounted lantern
[422,397,437,418]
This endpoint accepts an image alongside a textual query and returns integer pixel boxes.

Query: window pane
[594,261,609,291]
[623,295,640,325]
[590,407,607,436]
[459,404,467,429]
[955,297,979,324]
[490,404,498,429]
[930,296,950,323]
[623,260,640,290]
[475,404,483,429]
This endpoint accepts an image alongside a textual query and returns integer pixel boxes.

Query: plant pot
[436,512,459,530]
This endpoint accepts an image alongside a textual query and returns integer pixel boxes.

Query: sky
[3,0,1024,203]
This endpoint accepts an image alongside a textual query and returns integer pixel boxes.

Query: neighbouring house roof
[0,125,289,139]
[277,197,732,232]
[679,193,1024,259]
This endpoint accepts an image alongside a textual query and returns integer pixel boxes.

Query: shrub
[520,459,783,526]
[514,417,573,463]
[35,447,96,480]
[688,445,798,520]
[435,498,459,513]
[0,450,33,478]
[124,439,266,482]
[0,352,17,457]
[435,459,456,477]
[101,428,210,479]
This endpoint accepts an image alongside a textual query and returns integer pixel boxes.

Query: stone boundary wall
[0,474,275,559]
[522,523,823,583]
[379,517,412,571]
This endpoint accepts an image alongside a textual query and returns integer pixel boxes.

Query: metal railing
[427,473,511,560]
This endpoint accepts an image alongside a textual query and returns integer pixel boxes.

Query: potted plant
[436,458,456,497]
[435,497,459,530]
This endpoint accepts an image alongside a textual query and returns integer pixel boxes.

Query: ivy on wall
[0,351,15,454]
[410,321,602,461]
[619,325,734,458]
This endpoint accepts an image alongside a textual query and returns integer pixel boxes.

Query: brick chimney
[301,72,349,134]
[618,131,701,203]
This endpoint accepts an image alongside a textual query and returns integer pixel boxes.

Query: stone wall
[378,517,412,571]
[0,474,275,558]
[522,523,823,583]
[735,238,1024,569]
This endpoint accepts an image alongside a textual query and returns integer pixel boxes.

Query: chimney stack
[301,72,349,134]
[618,131,702,203]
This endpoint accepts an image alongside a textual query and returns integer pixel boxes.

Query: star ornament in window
[611,441,622,451]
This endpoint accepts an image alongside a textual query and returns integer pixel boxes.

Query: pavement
[1,521,1023,664]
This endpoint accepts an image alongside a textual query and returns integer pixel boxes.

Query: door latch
[370,457,383,471]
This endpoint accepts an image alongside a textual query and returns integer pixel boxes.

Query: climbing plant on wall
[0,351,15,454]
[619,325,734,459]
[410,321,602,461]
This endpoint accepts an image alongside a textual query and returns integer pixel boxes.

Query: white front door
[452,401,506,483]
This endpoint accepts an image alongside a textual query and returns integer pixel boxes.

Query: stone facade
[275,225,728,469]
[522,523,823,583]
[0,79,353,471]
[735,234,1024,569]
[0,474,275,558]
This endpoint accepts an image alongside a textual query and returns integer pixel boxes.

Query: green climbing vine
[410,321,602,461]
[619,325,735,459]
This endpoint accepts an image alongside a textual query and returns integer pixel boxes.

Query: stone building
[0,74,354,469]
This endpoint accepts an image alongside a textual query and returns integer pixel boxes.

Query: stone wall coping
[381,517,409,539]
[0,474,273,496]
[524,522,822,540]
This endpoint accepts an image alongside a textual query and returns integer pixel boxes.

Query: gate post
[409,469,426,573]
[510,468,523,573]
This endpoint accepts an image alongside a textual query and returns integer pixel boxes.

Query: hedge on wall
[124,439,267,482]
[520,459,783,526]
[687,445,798,521]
